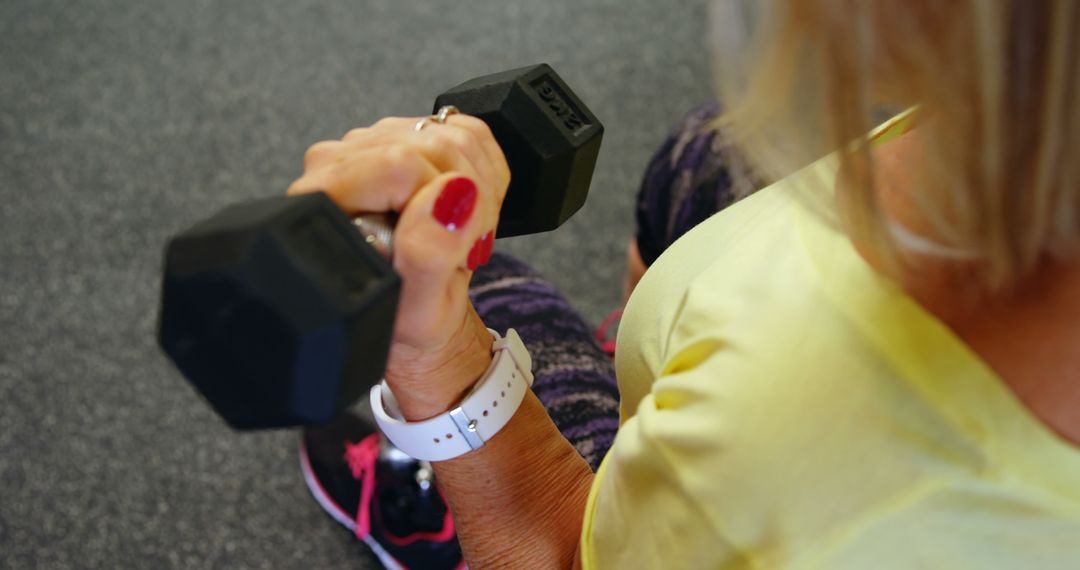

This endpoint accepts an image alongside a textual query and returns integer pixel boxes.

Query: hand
[287,115,511,419]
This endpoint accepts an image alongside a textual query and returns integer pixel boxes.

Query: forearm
[288,107,593,565]
[387,308,594,567]
[434,393,594,568]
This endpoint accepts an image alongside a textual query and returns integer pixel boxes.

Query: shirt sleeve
[580,340,759,569]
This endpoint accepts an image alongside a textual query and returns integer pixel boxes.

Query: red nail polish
[467,231,494,271]
[433,177,477,231]
[467,239,483,270]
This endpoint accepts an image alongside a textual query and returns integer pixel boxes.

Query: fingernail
[468,230,494,270]
[433,177,477,232]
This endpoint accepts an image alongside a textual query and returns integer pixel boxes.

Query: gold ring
[415,105,461,132]
[414,116,433,132]
[434,105,460,124]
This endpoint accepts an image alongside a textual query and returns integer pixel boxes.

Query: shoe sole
[298,436,405,570]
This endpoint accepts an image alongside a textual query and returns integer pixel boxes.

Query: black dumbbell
[158,64,602,430]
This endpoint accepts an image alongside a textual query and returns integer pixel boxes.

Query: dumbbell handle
[353,213,396,258]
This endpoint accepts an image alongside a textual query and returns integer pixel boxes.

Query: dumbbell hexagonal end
[434,63,603,238]
[158,193,400,429]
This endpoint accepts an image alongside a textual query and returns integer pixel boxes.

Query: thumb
[390,172,497,349]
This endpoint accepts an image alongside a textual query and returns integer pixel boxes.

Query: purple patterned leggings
[468,103,763,470]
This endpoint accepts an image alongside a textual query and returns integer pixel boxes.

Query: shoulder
[616,161,834,412]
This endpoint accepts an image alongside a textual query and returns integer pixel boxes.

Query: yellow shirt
[580,118,1080,568]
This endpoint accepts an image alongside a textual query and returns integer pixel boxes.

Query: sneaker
[299,410,464,570]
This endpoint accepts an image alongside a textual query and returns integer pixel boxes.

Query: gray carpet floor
[1,0,715,567]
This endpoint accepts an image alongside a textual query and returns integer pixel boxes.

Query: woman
[292,1,1080,567]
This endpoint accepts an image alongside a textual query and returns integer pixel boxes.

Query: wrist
[385,308,494,421]
[373,327,534,461]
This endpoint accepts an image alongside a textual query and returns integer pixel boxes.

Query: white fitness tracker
[370,328,534,461]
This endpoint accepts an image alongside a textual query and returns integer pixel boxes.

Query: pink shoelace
[595,308,623,357]
[344,433,381,540]
[343,434,457,546]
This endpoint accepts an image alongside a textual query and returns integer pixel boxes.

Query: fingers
[288,144,441,215]
[359,115,507,203]
[289,114,509,218]
[432,115,511,206]
[413,120,497,198]
[386,171,496,349]
[394,172,497,281]
[288,114,508,356]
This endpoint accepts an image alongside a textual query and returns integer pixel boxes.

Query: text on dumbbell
[531,79,587,134]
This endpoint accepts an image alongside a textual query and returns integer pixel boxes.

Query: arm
[388,308,594,569]
[434,392,593,568]
[289,114,594,568]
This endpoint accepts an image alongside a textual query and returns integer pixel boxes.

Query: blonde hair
[712,0,1080,294]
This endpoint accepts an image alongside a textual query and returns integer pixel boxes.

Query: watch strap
[370,328,533,462]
